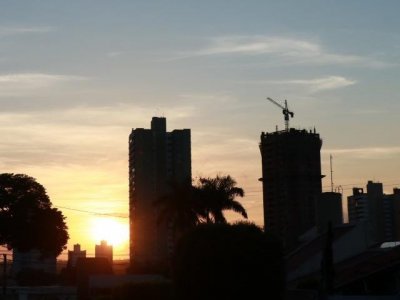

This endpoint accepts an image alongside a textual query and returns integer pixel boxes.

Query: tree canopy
[156,175,248,231]
[196,175,247,224]
[155,180,200,230]
[173,222,285,300]
[0,173,69,256]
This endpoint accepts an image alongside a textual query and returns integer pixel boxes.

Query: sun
[90,217,129,247]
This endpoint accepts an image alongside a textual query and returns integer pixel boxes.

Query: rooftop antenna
[330,154,334,192]
[266,97,294,132]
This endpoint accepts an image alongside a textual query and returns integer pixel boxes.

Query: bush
[113,281,174,300]
[173,222,285,300]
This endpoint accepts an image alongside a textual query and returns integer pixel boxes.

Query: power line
[54,205,128,218]
[323,182,400,189]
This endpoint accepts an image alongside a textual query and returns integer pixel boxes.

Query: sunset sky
[1,1,399,259]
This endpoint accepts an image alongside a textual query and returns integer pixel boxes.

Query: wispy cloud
[0,26,54,36]
[106,51,124,58]
[179,92,235,104]
[0,73,88,96]
[177,35,389,67]
[323,146,400,159]
[195,36,320,56]
[0,73,86,85]
[263,76,356,93]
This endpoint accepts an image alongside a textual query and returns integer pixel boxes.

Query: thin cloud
[263,76,356,93]
[0,73,86,85]
[0,26,54,36]
[179,92,235,104]
[0,73,88,96]
[323,147,400,159]
[195,36,320,56]
[107,51,124,58]
[178,35,389,67]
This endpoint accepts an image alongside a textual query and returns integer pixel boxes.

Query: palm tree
[196,175,247,224]
[154,180,200,232]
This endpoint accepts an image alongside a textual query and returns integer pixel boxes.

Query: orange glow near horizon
[90,217,129,249]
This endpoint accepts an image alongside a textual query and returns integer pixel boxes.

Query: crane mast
[266,97,294,132]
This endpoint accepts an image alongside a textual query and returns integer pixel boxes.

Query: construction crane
[266,97,294,132]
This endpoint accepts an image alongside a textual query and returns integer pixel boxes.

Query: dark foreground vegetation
[113,222,285,300]
[173,222,285,300]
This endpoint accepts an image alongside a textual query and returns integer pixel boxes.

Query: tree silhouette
[156,175,248,229]
[173,222,285,300]
[154,180,201,232]
[196,175,247,224]
[0,173,69,257]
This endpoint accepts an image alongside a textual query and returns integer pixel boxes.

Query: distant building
[259,128,323,251]
[316,192,343,233]
[129,117,191,267]
[348,181,385,245]
[348,181,400,245]
[68,244,86,268]
[348,187,369,223]
[95,240,113,264]
[12,249,56,275]
[384,188,400,241]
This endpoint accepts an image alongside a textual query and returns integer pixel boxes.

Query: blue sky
[0,1,399,257]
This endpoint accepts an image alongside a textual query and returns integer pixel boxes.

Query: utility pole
[330,155,334,192]
[2,254,6,296]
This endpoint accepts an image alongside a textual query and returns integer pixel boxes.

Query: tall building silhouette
[128,117,191,267]
[259,128,323,251]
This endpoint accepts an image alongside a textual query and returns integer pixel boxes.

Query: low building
[10,286,76,300]
[89,274,170,300]
[12,249,56,275]
[287,223,370,283]
[76,257,113,300]
[68,244,86,268]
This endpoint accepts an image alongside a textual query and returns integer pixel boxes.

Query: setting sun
[90,217,129,248]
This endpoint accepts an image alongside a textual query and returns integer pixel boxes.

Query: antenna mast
[330,154,334,192]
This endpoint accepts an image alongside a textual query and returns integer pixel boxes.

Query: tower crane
[266,97,294,132]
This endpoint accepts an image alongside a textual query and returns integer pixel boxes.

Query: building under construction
[260,128,323,251]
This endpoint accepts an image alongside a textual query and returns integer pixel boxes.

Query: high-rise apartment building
[128,117,191,267]
[348,181,400,245]
[348,181,384,245]
[259,128,323,251]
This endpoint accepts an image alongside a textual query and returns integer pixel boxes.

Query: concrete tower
[260,128,323,251]
[128,117,191,267]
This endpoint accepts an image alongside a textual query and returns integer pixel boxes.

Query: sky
[0,0,399,259]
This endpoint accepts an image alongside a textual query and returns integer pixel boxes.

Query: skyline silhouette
[0,1,399,259]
